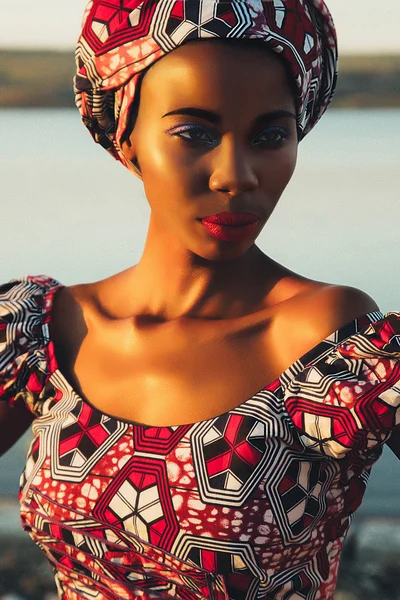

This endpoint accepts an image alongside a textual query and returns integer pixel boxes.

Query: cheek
[140,134,202,203]
[141,137,172,177]
[261,144,298,196]
[282,144,298,183]
[140,139,192,213]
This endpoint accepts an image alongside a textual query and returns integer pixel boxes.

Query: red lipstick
[201,211,260,242]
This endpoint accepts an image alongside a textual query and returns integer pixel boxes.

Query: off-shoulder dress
[0,275,399,600]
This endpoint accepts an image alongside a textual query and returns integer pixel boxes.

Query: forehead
[141,39,295,114]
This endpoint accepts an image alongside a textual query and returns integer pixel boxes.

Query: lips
[201,211,260,226]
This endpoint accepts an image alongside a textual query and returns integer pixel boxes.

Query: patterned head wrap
[74,0,338,174]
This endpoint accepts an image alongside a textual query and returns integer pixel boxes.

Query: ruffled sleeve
[284,312,400,459]
[0,275,62,416]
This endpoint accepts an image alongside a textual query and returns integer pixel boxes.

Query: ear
[121,136,136,161]
[120,137,142,178]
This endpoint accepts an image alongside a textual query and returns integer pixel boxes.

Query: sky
[1,0,400,54]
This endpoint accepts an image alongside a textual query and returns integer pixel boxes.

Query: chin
[190,239,257,263]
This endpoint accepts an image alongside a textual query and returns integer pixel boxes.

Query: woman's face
[122,40,298,261]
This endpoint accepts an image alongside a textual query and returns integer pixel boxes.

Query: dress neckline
[40,280,384,429]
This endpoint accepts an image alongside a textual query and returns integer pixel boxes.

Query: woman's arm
[387,431,400,460]
[0,403,34,457]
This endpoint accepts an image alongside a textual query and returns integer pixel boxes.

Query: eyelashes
[171,125,214,145]
[253,126,289,146]
[167,123,289,148]
[169,124,215,146]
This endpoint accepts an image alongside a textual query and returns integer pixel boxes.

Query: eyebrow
[161,107,297,125]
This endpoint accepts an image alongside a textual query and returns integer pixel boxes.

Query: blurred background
[1,1,400,599]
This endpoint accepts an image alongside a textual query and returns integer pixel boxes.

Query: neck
[116,219,281,321]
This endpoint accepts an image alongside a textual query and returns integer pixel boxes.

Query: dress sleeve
[283,312,400,459]
[0,275,62,416]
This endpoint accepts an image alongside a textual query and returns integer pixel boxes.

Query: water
[1,108,399,307]
[0,108,399,521]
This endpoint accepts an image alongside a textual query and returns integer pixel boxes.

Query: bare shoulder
[271,280,380,366]
[293,282,379,332]
[50,283,90,361]
[266,257,379,326]
[49,270,139,355]
[303,283,380,329]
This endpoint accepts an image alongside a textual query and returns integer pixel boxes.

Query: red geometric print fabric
[74,0,338,175]
[1,276,399,600]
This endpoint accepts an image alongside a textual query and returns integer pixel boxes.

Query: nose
[208,135,258,196]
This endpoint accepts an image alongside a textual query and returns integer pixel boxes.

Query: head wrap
[74,0,338,174]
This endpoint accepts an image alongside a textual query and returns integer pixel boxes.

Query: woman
[0,1,399,598]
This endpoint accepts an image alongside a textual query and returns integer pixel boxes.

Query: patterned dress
[0,275,399,600]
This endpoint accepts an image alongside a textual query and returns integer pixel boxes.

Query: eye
[168,124,217,146]
[253,126,289,147]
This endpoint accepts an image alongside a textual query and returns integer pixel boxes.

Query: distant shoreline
[1,49,400,109]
